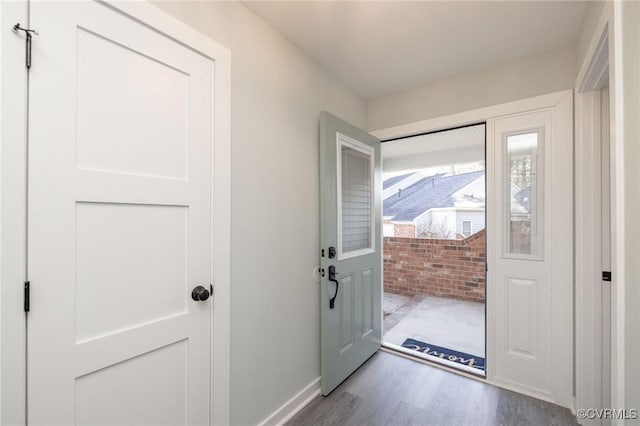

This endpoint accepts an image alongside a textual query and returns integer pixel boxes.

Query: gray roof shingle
[383,171,484,221]
[383,172,414,189]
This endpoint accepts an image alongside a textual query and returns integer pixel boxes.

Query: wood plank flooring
[287,351,578,426]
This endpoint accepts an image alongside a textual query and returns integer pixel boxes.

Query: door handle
[191,285,211,301]
[328,265,339,309]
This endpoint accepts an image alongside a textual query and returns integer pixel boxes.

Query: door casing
[574,3,619,422]
[0,1,231,424]
[372,89,574,410]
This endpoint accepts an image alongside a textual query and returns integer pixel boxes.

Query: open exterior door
[320,111,382,395]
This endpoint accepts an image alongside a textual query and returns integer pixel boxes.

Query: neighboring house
[383,171,486,239]
[383,171,533,239]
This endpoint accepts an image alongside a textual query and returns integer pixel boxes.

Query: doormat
[401,338,485,371]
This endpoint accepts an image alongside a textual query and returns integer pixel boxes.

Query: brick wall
[383,229,486,303]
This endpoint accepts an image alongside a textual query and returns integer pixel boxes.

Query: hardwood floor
[287,351,578,426]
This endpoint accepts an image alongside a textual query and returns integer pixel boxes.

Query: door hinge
[24,281,30,313]
[602,271,612,282]
[12,23,38,69]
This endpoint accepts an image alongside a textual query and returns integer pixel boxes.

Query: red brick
[384,230,486,302]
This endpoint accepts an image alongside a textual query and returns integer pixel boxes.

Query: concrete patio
[383,292,485,364]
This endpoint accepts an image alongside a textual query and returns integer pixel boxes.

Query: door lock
[328,246,336,259]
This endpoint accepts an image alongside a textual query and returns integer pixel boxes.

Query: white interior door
[489,93,573,407]
[28,2,214,424]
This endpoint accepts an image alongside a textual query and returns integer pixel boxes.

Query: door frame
[574,2,625,423]
[0,1,231,424]
[371,89,574,408]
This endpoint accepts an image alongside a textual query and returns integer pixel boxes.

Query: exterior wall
[416,209,456,238]
[393,223,416,238]
[384,230,486,303]
[455,211,485,236]
[383,222,395,237]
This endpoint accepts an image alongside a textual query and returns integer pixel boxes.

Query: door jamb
[0,1,232,424]
[574,3,623,423]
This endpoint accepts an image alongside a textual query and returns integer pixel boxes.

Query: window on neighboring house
[462,220,472,237]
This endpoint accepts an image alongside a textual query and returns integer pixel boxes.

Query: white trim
[609,2,626,417]
[574,7,611,422]
[575,7,611,92]
[371,91,569,141]
[575,90,605,426]
[573,3,631,423]
[0,1,232,424]
[257,378,321,426]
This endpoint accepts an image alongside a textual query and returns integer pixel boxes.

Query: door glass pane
[506,131,541,256]
[340,143,373,255]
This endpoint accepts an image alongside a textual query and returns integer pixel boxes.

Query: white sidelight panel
[490,94,573,408]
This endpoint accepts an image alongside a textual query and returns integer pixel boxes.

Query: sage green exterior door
[320,111,382,395]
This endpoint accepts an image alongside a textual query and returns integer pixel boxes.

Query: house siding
[455,211,486,236]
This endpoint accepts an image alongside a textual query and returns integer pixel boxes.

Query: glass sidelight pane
[339,140,374,256]
[506,131,542,256]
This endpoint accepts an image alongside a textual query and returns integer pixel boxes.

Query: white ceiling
[382,124,485,172]
[243,1,589,99]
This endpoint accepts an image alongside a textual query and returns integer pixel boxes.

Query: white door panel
[490,94,573,407]
[28,2,213,424]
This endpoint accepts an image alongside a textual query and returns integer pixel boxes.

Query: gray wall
[367,46,577,131]
[152,1,640,423]
[576,1,605,73]
[151,2,367,425]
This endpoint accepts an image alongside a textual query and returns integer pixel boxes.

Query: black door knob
[191,285,210,301]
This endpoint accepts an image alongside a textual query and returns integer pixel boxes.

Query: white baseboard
[257,377,321,426]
